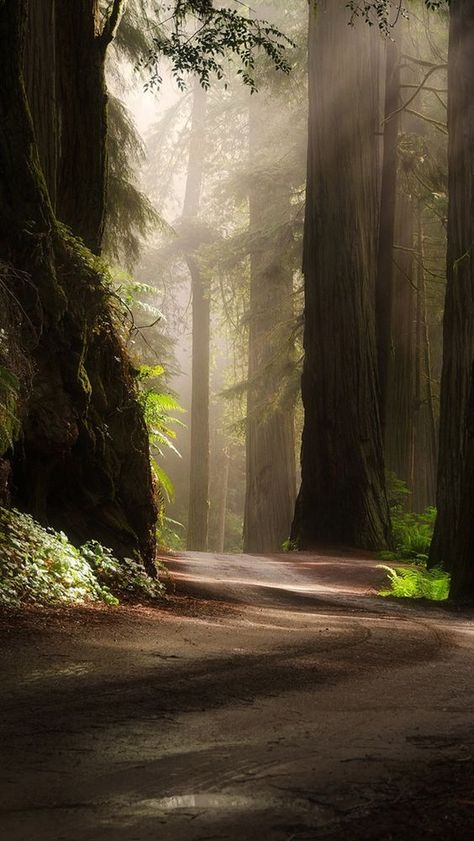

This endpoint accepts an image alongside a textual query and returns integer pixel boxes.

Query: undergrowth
[378,474,449,601]
[378,564,450,601]
[0,508,163,608]
[381,474,436,564]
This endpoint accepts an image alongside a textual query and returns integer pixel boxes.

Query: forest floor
[0,550,473,841]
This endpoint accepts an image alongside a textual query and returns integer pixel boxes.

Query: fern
[138,365,185,503]
[378,564,450,601]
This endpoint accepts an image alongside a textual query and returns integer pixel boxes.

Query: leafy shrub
[0,508,163,608]
[81,541,164,600]
[378,564,450,601]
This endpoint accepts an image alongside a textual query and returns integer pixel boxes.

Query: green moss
[0,366,20,456]
[77,359,92,399]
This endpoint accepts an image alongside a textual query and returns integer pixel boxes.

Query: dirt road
[1,550,473,840]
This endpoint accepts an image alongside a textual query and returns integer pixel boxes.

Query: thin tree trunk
[243,93,297,554]
[377,39,400,432]
[411,204,437,511]
[209,446,229,553]
[430,0,474,598]
[385,193,416,491]
[292,1,391,551]
[185,81,210,551]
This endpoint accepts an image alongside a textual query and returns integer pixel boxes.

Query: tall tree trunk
[411,203,437,511]
[209,445,230,553]
[377,39,400,432]
[185,82,210,551]
[55,0,123,254]
[430,0,474,598]
[243,94,297,554]
[0,0,157,572]
[24,0,58,208]
[23,0,124,255]
[385,193,416,490]
[292,0,391,551]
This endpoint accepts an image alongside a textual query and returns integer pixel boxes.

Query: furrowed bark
[292,0,391,551]
[431,0,474,599]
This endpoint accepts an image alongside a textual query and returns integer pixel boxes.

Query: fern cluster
[380,507,436,564]
[379,565,450,601]
[378,475,449,600]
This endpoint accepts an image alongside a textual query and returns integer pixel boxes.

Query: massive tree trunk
[0,0,157,572]
[292,0,391,551]
[243,93,297,554]
[430,0,474,598]
[185,82,210,551]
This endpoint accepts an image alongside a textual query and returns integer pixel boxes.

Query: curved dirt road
[1,550,473,840]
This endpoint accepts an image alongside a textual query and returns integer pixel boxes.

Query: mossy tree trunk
[430,0,474,598]
[291,0,391,551]
[0,0,157,573]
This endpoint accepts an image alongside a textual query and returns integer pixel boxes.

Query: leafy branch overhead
[141,1,295,91]
[346,0,449,35]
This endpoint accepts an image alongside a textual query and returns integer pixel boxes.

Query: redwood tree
[430,0,474,598]
[292,0,391,551]
[0,0,157,571]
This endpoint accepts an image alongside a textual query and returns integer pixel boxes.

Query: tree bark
[24,0,58,208]
[385,193,416,491]
[55,0,109,253]
[243,93,297,554]
[411,202,437,512]
[292,0,391,551]
[376,38,400,433]
[185,81,210,551]
[430,0,474,598]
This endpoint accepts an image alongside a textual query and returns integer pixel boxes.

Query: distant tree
[243,92,298,553]
[184,81,211,552]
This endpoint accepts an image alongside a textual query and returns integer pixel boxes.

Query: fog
[105,0,448,553]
